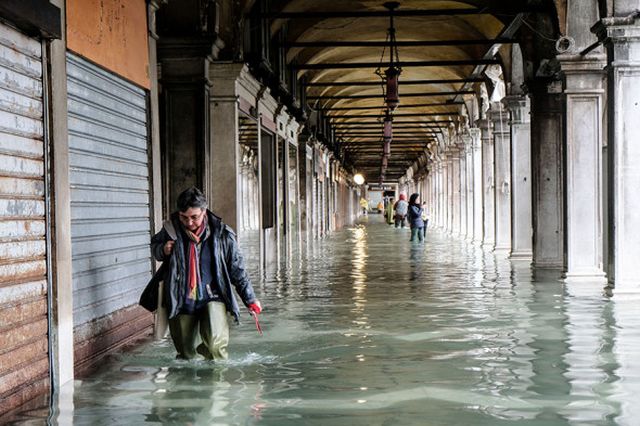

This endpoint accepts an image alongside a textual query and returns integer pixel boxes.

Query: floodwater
[9,215,640,425]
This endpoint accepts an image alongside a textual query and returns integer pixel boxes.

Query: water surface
[10,216,640,425]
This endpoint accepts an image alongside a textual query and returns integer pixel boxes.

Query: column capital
[446,146,461,158]
[148,0,168,40]
[502,95,530,125]
[593,13,640,42]
[461,134,473,151]
[488,108,510,136]
[476,118,491,132]
[558,53,607,72]
[469,128,482,149]
[558,54,607,94]
[593,15,640,66]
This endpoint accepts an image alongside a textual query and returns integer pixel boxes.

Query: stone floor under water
[8,215,640,425]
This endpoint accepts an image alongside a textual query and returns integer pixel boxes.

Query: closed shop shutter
[66,53,153,352]
[0,22,50,409]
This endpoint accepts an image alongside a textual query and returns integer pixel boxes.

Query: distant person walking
[393,193,408,228]
[360,197,369,215]
[407,193,425,242]
[385,197,395,225]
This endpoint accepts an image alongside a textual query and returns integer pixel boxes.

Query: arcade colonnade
[417,2,640,296]
[2,0,640,418]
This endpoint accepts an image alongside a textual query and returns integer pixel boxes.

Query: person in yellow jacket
[359,197,369,215]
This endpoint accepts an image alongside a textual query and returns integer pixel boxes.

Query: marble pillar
[459,144,468,237]
[478,119,496,248]
[464,137,474,240]
[594,14,640,293]
[470,128,483,243]
[491,104,512,253]
[210,64,243,231]
[504,95,533,260]
[438,161,445,228]
[451,148,462,236]
[446,154,453,232]
[530,81,565,269]
[559,54,607,281]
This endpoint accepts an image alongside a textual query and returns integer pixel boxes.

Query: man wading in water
[150,187,262,360]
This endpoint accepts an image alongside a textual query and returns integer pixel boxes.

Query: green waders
[168,301,230,360]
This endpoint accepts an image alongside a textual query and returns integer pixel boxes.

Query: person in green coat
[385,197,395,225]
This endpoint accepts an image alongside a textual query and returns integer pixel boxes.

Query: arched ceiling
[267,0,558,182]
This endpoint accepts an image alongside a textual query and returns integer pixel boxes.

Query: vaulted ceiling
[267,0,560,182]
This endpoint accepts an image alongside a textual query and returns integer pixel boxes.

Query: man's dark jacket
[144,210,256,323]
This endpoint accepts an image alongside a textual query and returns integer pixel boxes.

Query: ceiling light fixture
[376,1,402,184]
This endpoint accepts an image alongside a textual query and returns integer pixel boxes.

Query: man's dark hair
[177,187,208,212]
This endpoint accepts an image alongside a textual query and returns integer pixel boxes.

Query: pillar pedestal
[478,119,495,249]
[594,16,640,294]
[464,137,474,241]
[530,80,565,269]
[504,95,533,260]
[451,148,462,236]
[470,128,483,244]
[490,105,512,253]
[559,54,607,282]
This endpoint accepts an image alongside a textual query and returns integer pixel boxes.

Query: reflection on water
[8,216,640,425]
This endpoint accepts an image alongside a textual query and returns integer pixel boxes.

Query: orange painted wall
[66,0,150,89]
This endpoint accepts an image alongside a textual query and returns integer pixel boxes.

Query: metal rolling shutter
[0,22,50,408]
[66,53,152,329]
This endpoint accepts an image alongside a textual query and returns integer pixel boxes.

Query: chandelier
[376,1,402,183]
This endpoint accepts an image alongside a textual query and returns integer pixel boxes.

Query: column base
[563,269,607,283]
[532,267,564,282]
[564,280,607,298]
[509,250,533,261]
[605,280,640,298]
[482,241,495,250]
[532,261,564,270]
[493,248,510,257]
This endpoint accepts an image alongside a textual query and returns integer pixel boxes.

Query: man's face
[179,207,206,232]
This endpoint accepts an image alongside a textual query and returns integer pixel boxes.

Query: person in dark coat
[150,187,261,360]
[407,193,425,242]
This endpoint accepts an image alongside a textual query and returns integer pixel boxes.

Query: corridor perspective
[9,217,640,425]
[3,0,640,424]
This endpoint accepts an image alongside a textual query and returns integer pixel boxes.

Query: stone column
[530,80,565,269]
[504,95,533,260]
[594,13,640,293]
[445,153,453,232]
[465,139,474,240]
[210,64,245,231]
[559,54,607,281]
[437,160,444,228]
[470,128,483,243]
[459,144,468,237]
[478,119,496,248]
[49,0,74,387]
[491,104,512,253]
[451,148,462,235]
[158,39,214,211]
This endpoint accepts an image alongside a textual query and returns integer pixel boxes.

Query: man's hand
[249,301,262,315]
[163,240,175,256]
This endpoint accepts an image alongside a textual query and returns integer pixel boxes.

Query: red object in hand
[249,302,262,315]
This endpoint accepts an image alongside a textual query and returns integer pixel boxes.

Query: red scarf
[184,220,206,301]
